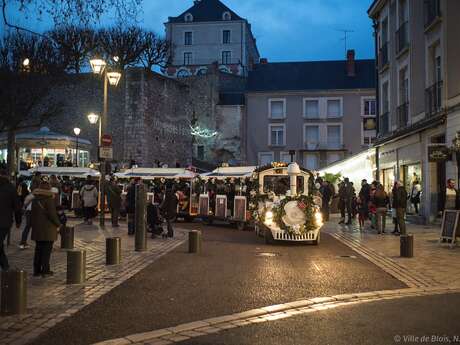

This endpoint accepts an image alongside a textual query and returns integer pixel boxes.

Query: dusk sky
[3,0,375,62]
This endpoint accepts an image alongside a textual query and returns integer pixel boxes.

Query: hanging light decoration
[190,125,218,138]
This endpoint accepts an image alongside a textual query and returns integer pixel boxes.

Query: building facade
[245,51,376,170]
[164,0,260,77]
[369,0,460,222]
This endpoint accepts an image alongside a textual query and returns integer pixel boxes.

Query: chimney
[260,58,268,64]
[346,49,356,77]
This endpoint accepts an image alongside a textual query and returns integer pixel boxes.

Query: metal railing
[397,102,409,128]
[425,80,443,117]
[305,142,344,150]
[379,112,390,136]
[379,42,389,70]
[396,21,409,54]
[424,0,441,28]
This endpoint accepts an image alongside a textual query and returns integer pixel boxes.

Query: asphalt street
[30,222,405,345]
[180,293,460,345]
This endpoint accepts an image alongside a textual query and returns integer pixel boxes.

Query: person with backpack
[373,184,389,234]
[80,176,98,225]
[31,181,61,277]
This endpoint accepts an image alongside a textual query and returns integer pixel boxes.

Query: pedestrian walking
[373,184,389,234]
[409,180,421,214]
[0,170,22,271]
[30,172,42,192]
[126,178,138,235]
[106,177,122,227]
[357,196,367,230]
[319,180,332,222]
[31,181,61,277]
[392,181,408,236]
[343,178,355,225]
[19,191,34,249]
[358,179,371,221]
[80,176,98,225]
[160,185,178,238]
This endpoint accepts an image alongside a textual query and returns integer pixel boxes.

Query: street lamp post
[73,127,81,167]
[89,57,121,227]
[452,132,460,188]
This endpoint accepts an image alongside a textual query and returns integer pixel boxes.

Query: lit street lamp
[89,57,122,226]
[73,127,81,167]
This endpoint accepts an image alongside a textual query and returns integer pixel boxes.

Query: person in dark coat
[160,186,178,238]
[106,177,122,227]
[358,179,371,220]
[319,180,332,222]
[125,178,138,235]
[392,180,408,236]
[0,170,22,271]
[31,181,61,277]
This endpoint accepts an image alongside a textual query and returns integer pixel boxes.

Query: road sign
[101,134,112,147]
[99,146,113,159]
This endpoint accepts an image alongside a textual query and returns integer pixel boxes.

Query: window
[259,152,273,166]
[184,52,192,65]
[382,81,389,113]
[363,99,376,116]
[303,153,319,170]
[222,51,231,64]
[327,152,342,165]
[222,11,231,21]
[197,145,204,160]
[327,125,341,149]
[280,152,292,163]
[223,30,231,44]
[327,99,342,118]
[304,99,319,118]
[184,32,192,45]
[304,125,320,149]
[363,136,376,146]
[269,124,285,146]
[184,13,193,22]
[269,99,285,119]
[399,67,409,104]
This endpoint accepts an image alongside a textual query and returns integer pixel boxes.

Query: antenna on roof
[335,29,354,57]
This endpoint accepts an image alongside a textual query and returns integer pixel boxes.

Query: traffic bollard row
[0,270,27,316]
[400,234,414,258]
[189,230,202,254]
[106,237,121,265]
[67,250,86,285]
[60,226,75,250]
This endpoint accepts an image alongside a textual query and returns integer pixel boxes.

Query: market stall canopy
[24,167,101,178]
[201,166,257,179]
[115,168,197,180]
[0,127,92,149]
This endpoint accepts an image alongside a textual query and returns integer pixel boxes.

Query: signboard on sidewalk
[99,146,113,159]
[440,210,459,248]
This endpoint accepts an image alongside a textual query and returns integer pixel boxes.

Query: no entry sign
[101,134,112,147]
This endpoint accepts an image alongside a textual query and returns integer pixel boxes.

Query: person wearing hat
[31,180,61,276]
[0,170,22,271]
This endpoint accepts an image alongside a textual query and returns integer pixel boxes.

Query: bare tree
[1,0,142,35]
[139,31,172,71]
[0,32,65,177]
[49,26,96,73]
[96,25,145,71]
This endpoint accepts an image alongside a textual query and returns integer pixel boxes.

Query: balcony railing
[424,0,441,28]
[425,80,443,117]
[396,21,409,54]
[378,42,389,70]
[379,112,390,136]
[397,102,409,128]
[305,142,344,150]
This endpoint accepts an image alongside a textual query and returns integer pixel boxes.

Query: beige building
[368,0,460,222]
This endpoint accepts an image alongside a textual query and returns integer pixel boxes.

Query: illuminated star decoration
[190,125,218,138]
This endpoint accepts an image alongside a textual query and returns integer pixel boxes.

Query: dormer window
[184,13,193,22]
[222,12,231,21]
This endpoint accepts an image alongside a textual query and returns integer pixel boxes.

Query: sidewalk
[0,220,186,345]
[324,215,460,288]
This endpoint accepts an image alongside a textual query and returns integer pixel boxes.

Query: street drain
[337,255,357,259]
[255,252,279,257]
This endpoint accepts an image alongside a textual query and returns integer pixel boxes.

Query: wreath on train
[272,195,317,235]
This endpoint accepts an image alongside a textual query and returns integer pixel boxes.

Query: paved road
[180,293,460,345]
[30,222,405,345]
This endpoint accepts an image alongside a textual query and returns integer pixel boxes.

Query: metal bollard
[0,270,27,316]
[135,183,147,252]
[188,230,202,253]
[106,237,121,265]
[67,250,86,284]
[60,226,75,249]
[400,234,414,258]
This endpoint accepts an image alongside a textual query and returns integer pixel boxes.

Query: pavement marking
[92,286,460,345]
[328,231,440,288]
